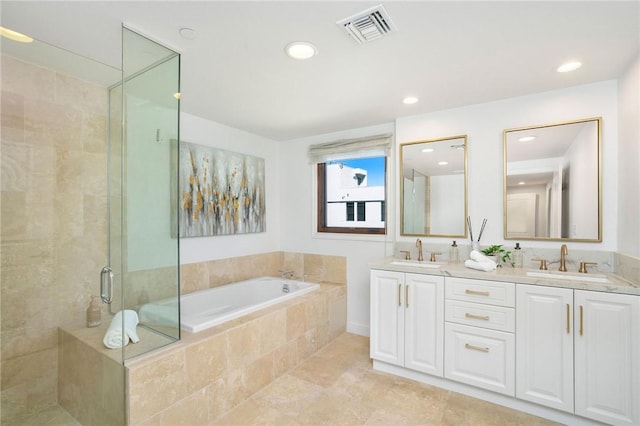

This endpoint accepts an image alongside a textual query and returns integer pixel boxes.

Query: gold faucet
[416,239,424,262]
[430,252,442,262]
[559,244,568,272]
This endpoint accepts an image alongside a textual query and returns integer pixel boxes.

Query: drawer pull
[579,305,584,336]
[398,284,402,307]
[566,304,570,334]
[465,313,490,321]
[465,289,490,296]
[465,343,490,353]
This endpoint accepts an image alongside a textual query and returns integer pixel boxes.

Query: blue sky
[329,157,386,186]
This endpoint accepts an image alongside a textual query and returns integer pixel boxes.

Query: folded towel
[464,259,497,272]
[103,310,140,349]
[470,250,496,264]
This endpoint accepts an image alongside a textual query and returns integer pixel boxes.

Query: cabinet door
[404,273,444,376]
[370,270,404,366]
[516,284,574,413]
[574,291,640,425]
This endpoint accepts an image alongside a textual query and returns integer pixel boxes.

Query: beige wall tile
[226,321,260,370]
[258,310,286,356]
[244,353,274,397]
[323,255,347,284]
[127,350,187,425]
[208,369,247,421]
[273,339,298,378]
[286,302,307,342]
[1,55,55,103]
[181,262,208,295]
[206,258,234,288]
[1,90,25,144]
[185,333,228,394]
[160,387,210,426]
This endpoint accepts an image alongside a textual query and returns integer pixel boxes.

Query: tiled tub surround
[58,252,347,425]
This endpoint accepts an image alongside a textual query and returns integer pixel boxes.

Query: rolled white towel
[103,310,140,349]
[470,250,496,264]
[464,259,497,272]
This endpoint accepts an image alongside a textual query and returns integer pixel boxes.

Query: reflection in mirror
[504,117,601,241]
[401,136,467,237]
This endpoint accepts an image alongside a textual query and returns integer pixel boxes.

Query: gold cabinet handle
[465,343,489,353]
[566,304,570,334]
[579,305,584,336]
[465,289,490,296]
[465,313,490,321]
[398,284,402,307]
[405,284,409,308]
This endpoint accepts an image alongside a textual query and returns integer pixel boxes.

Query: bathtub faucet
[282,283,290,293]
[279,270,294,279]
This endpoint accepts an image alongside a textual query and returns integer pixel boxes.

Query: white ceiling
[1,1,639,141]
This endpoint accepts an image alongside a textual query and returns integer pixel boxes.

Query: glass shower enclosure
[0,25,180,425]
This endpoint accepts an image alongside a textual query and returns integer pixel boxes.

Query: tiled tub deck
[59,281,346,425]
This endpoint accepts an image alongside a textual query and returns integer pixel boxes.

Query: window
[309,133,391,235]
[316,157,386,234]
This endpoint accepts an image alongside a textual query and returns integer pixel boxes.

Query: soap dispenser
[86,296,102,328]
[449,240,459,263]
[513,243,523,268]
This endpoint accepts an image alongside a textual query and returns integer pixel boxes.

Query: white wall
[396,80,619,252]
[179,112,281,264]
[278,123,395,335]
[617,55,640,258]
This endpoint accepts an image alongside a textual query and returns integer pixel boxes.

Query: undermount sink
[526,271,610,283]
[390,260,441,268]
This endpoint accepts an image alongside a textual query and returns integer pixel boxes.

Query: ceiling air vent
[337,4,397,44]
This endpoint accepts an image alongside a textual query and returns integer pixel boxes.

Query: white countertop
[369,258,640,296]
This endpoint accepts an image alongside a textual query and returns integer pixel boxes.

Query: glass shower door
[107,27,181,362]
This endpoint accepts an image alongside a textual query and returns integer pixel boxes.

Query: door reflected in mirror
[400,135,467,237]
[503,117,601,241]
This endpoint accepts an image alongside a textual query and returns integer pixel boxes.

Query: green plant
[481,245,514,267]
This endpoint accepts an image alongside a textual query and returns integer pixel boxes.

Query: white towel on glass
[103,310,140,349]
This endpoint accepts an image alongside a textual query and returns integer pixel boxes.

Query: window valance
[307,133,393,164]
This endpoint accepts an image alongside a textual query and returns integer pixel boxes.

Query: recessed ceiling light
[518,136,536,142]
[179,28,197,40]
[402,96,418,105]
[0,26,33,43]
[557,61,582,73]
[438,161,449,166]
[285,42,317,60]
[518,181,526,185]
[421,148,434,153]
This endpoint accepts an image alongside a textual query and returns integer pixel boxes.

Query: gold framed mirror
[503,117,602,241]
[400,135,468,237]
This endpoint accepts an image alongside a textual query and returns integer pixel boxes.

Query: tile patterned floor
[216,333,562,425]
[14,333,562,425]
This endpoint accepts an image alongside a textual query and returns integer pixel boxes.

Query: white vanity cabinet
[574,290,640,425]
[444,277,516,396]
[370,269,444,376]
[516,284,574,412]
[516,284,640,425]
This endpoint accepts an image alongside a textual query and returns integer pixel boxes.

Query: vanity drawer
[445,277,515,307]
[445,300,515,332]
[444,322,515,396]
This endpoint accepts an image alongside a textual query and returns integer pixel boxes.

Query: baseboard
[346,321,369,337]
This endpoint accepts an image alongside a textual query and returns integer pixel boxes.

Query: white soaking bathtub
[139,276,320,333]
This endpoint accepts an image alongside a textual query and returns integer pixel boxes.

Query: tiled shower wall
[0,55,109,423]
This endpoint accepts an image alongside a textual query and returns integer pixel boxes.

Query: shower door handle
[100,266,114,304]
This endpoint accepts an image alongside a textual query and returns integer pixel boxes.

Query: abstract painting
[179,142,266,237]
